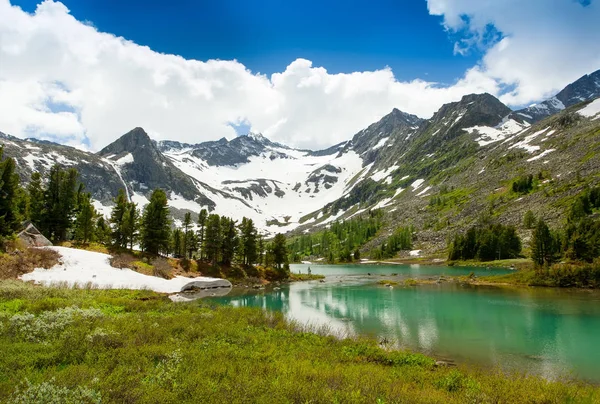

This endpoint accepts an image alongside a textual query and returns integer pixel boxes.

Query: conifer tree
[140,189,171,255]
[95,216,111,245]
[124,202,140,251]
[257,234,265,266]
[0,147,20,238]
[183,212,192,259]
[220,216,237,266]
[110,189,129,249]
[272,233,288,270]
[239,218,258,266]
[531,219,557,267]
[204,214,221,265]
[197,208,208,260]
[74,193,96,244]
[27,172,44,227]
[41,165,80,242]
[171,228,183,258]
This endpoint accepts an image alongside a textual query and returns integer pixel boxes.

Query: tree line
[288,210,383,263]
[0,150,288,274]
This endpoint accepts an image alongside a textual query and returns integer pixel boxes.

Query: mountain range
[2,69,600,253]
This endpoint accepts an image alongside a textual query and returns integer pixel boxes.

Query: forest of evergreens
[0,148,289,278]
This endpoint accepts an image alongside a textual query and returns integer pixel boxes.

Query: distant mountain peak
[98,127,154,157]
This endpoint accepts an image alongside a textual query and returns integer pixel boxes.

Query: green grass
[289,273,325,281]
[0,281,598,403]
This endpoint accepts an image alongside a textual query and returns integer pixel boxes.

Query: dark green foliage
[182,212,192,259]
[512,174,533,194]
[371,226,414,260]
[197,209,207,260]
[530,219,560,267]
[140,189,171,255]
[569,186,600,222]
[27,172,44,228]
[123,202,140,251]
[94,216,111,245]
[203,214,221,265]
[74,193,96,244]
[109,189,129,249]
[171,228,184,258]
[523,210,537,229]
[288,210,383,262]
[0,147,20,238]
[449,223,522,262]
[272,233,288,270]
[563,217,600,263]
[238,217,258,266]
[40,165,81,242]
[220,217,237,266]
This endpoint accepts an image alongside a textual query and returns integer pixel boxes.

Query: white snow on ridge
[115,153,134,166]
[164,146,364,234]
[21,247,232,293]
[411,179,425,191]
[370,165,399,183]
[578,98,600,119]
[508,127,549,153]
[417,186,432,197]
[464,119,528,146]
[527,149,555,162]
[372,137,389,150]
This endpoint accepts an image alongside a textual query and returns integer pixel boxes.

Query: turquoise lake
[211,263,600,383]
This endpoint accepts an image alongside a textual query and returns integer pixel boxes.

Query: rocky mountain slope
[1,69,600,246]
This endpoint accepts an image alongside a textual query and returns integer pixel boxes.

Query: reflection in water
[213,273,600,383]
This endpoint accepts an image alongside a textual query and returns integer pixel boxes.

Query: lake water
[210,263,600,383]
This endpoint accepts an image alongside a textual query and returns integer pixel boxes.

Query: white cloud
[427,0,600,105]
[0,0,598,151]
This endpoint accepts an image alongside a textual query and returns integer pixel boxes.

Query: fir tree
[140,189,171,255]
[124,202,140,251]
[27,172,44,227]
[95,216,111,245]
[220,216,237,266]
[272,233,288,270]
[531,219,558,267]
[204,214,221,265]
[41,165,80,242]
[110,189,129,249]
[197,209,208,260]
[0,147,20,238]
[171,228,183,258]
[74,193,96,244]
[183,212,192,259]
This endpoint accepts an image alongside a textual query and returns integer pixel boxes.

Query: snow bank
[579,99,600,119]
[21,247,232,293]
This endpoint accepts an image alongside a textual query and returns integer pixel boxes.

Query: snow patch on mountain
[464,119,528,146]
[578,98,600,119]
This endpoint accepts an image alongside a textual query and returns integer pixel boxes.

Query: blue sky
[11,0,483,83]
[2,0,599,150]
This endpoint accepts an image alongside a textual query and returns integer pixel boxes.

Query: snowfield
[579,98,600,119]
[20,247,232,293]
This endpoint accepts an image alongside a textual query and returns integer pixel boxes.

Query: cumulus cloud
[427,0,600,105]
[0,0,598,151]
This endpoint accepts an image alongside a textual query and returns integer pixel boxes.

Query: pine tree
[123,202,140,251]
[0,147,20,238]
[171,228,183,258]
[74,193,96,244]
[27,172,44,227]
[523,210,537,229]
[110,189,129,249]
[220,216,237,266]
[95,216,111,245]
[257,234,265,266]
[140,189,171,255]
[197,209,208,260]
[182,212,192,259]
[204,214,221,265]
[272,233,288,270]
[531,219,557,267]
[41,165,80,242]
